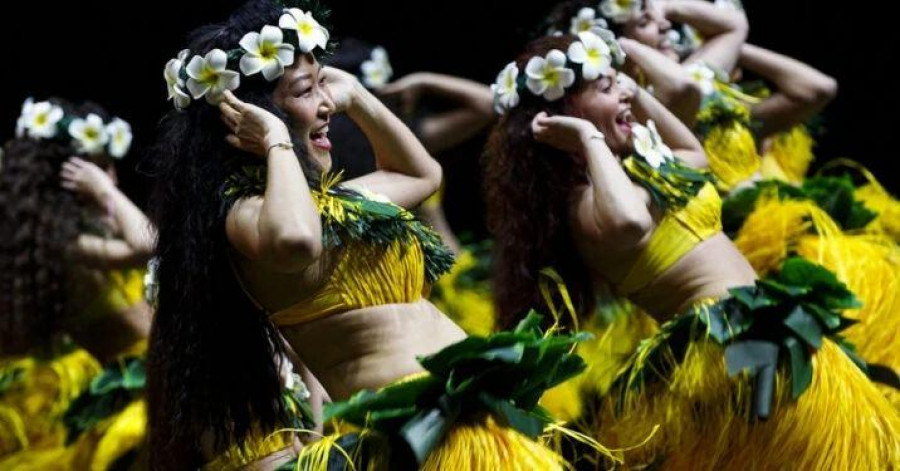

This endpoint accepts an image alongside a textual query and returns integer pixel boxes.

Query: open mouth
[615,109,634,135]
[310,125,332,152]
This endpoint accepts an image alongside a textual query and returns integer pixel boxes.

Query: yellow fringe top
[80,268,147,321]
[619,182,723,295]
[268,190,428,327]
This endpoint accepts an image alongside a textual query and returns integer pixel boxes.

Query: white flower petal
[277,44,295,66]
[559,68,576,88]
[279,12,298,30]
[567,42,588,63]
[186,55,207,80]
[544,84,566,101]
[546,49,568,68]
[260,25,283,45]
[206,49,228,72]
[186,78,211,99]
[526,77,548,96]
[525,57,546,79]
[261,59,285,81]
[239,55,264,76]
[239,32,260,54]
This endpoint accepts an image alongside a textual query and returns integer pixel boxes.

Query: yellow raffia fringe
[0,349,101,459]
[796,234,900,409]
[734,195,842,276]
[759,125,815,184]
[736,192,900,408]
[68,399,147,471]
[430,249,495,336]
[598,338,900,469]
[703,122,760,193]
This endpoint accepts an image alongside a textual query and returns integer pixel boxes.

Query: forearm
[623,40,702,123]
[419,73,494,116]
[101,186,157,256]
[672,0,748,73]
[739,44,837,103]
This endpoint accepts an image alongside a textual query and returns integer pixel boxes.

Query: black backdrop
[2,0,896,235]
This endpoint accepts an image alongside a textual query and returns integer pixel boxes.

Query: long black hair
[0,99,114,355]
[484,35,596,329]
[146,0,320,467]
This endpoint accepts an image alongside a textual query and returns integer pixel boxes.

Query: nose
[318,85,336,117]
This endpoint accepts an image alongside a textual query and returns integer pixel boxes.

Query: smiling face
[623,0,679,61]
[273,54,336,172]
[568,70,635,155]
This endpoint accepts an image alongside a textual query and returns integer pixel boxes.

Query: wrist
[579,128,605,152]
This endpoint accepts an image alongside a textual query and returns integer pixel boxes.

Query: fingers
[225,134,243,150]
[221,90,246,111]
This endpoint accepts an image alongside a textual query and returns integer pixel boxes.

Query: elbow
[731,13,750,40]
[791,76,838,109]
[268,228,323,271]
[812,76,838,104]
[602,215,654,247]
[422,160,444,197]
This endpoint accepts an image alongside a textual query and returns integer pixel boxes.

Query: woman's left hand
[60,156,114,201]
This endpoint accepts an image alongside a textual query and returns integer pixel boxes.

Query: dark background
[2,0,896,236]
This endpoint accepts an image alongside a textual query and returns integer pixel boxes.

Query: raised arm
[739,43,838,138]
[380,72,495,154]
[619,38,703,124]
[329,67,442,209]
[60,157,156,269]
[621,73,708,168]
[532,113,653,248]
[664,0,749,74]
[220,90,323,274]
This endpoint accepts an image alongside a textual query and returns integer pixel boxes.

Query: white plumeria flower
[647,120,674,160]
[106,118,133,159]
[278,355,296,390]
[632,119,673,168]
[361,47,393,88]
[568,31,613,81]
[570,7,608,35]
[525,50,576,101]
[25,101,64,139]
[599,0,643,24]
[594,28,626,64]
[144,258,159,304]
[68,114,110,156]
[16,98,35,138]
[165,49,192,110]
[685,62,717,96]
[239,25,295,81]
[186,49,241,104]
[279,8,329,54]
[491,62,520,114]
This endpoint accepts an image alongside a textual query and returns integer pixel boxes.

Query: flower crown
[491,30,624,114]
[164,4,332,110]
[15,98,133,159]
[359,46,394,89]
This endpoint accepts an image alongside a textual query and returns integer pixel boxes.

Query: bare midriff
[280,299,467,401]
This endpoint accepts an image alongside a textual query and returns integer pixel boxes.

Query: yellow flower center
[544,69,560,86]
[300,22,314,35]
[616,0,631,8]
[35,113,47,126]
[85,128,99,140]
[260,42,279,59]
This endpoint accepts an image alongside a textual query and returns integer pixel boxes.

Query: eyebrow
[291,73,313,87]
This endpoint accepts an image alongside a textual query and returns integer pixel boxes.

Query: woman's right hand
[531,112,606,154]
[219,90,292,158]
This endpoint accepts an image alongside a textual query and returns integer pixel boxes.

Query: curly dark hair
[146,0,322,467]
[0,99,113,355]
[484,35,599,330]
